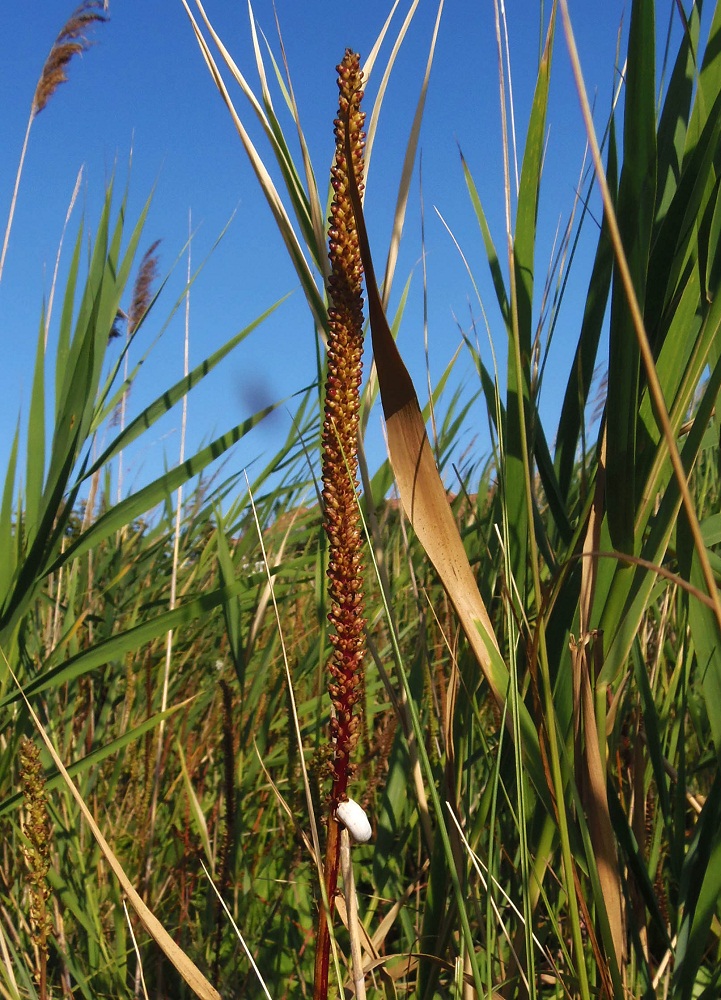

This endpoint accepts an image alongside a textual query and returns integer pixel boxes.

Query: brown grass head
[32,1,108,116]
[128,240,162,334]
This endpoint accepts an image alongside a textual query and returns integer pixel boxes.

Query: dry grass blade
[0,919,21,1000]
[181,0,323,330]
[362,0,404,82]
[363,0,422,177]
[378,0,445,310]
[6,662,222,1000]
[33,1,108,115]
[343,109,503,703]
[123,901,150,1000]
[570,634,625,970]
[45,167,84,347]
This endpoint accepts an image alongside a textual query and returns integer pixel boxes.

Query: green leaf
[673,771,721,1000]
[505,12,555,593]
[1,576,254,706]
[606,0,656,554]
[461,150,509,325]
[25,309,46,543]
[555,118,617,500]
[83,296,287,480]
[654,0,700,227]
[0,424,19,610]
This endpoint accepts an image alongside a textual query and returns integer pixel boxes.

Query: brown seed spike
[314,51,367,1000]
[33,2,108,116]
[321,49,367,801]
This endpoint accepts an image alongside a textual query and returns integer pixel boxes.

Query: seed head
[33,2,108,116]
[322,50,367,802]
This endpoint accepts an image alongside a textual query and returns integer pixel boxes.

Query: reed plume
[313,49,367,1000]
[0,2,107,284]
[128,239,162,334]
[32,1,108,116]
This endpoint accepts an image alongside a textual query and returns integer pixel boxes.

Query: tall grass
[2,1,721,999]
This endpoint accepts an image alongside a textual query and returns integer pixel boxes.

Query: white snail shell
[336,798,372,843]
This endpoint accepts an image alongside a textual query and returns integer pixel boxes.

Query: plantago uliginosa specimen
[313,50,367,1000]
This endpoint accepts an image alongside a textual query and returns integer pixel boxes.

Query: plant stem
[314,814,341,1000]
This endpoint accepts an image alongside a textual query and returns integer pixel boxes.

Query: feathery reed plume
[113,240,161,479]
[128,240,162,334]
[32,1,108,116]
[0,2,107,284]
[313,50,367,1000]
[20,737,53,1000]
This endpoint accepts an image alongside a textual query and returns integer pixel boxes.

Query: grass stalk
[339,828,366,1000]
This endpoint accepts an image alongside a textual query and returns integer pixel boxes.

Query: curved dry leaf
[342,116,505,707]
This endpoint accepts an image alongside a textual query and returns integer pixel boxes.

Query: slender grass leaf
[46,402,284,576]
[678,513,721,757]
[0,424,19,606]
[181,0,326,334]
[673,770,721,1000]
[25,310,46,543]
[647,88,721,336]
[461,150,509,325]
[685,0,721,163]
[606,0,656,554]
[177,738,214,870]
[505,13,555,594]
[600,343,721,685]
[654,0,700,227]
[555,119,617,500]
[1,573,258,706]
[83,297,287,480]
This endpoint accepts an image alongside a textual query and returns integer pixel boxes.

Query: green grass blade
[654,0,700,226]
[606,0,656,554]
[1,577,253,705]
[684,0,721,162]
[83,297,288,479]
[0,423,19,607]
[506,10,555,595]
[461,150,510,324]
[47,404,284,575]
[673,771,721,1000]
[0,703,186,818]
[555,119,617,500]
[25,309,46,542]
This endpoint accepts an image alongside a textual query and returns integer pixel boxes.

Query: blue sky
[0,0,637,510]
